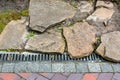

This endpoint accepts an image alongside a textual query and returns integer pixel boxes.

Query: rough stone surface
[88,10,120,36]
[96,31,120,62]
[106,11,120,32]
[96,1,114,9]
[25,28,65,53]
[87,7,114,25]
[63,22,96,58]
[0,0,29,12]
[0,19,28,50]
[73,1,94,22]
[29,0,76,32]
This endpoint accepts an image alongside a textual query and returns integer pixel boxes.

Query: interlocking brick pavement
[0,73,119,80]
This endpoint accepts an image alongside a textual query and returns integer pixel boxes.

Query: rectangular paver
[67,74,83,80]
[112,73,120,80]
[100,63,113,72]
[112,63,120,72]
[27,62,40,72]
[52,63,64,72]
[88,63,101,72]
[14,62,28,73]
[0,62,3,72]
[83,73,99,80]
[97,73,113,80]
[51,73,67,80]
[64,62,76,72]
[76,63,88,72]
[39,62,51,72]
[2,63,15,72]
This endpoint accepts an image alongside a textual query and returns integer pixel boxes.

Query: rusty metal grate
[0,52,106,62]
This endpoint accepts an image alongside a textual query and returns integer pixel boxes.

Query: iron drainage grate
[0,52,106,62]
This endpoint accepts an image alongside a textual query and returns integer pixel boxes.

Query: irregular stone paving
[29,0,76,32]
[25,28,65,53]
[63,22,96,58]
[96,31,120,62]
[0,19,28,50]
[0,73,119,80]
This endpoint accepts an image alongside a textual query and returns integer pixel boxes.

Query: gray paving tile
[100,63,113,72]
[27,62,40,72]
[52,63,64,72]
[112,63,120,72]
[39,62,51,72]
[0,62,3,72]
[14,62,28,73]
[76,63,88,72]
[67,74,83,80]
[2,63,15,72]
[64,62,76,72]
[88,63,101,72]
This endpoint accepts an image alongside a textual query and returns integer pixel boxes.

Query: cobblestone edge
[0,61,120,73]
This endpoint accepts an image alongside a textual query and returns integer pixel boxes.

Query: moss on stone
[0,10,29,33]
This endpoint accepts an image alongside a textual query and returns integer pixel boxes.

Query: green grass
[0,9,29,34]
[26,32,35,38]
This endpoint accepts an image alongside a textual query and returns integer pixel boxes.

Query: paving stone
[0,73,21,80]
[52,63,64,72]
[14,62,28,73]
[51,73,67,80]
[83,73,99,80]
[88,63,101,72]
[76,63,88,72]
[112,63,120,72]
[27,62,40,72]
[62,73,70,77]
[36,75,48,80]
[67,74,83,80]
[64,62,76,72]
[18,73,32,79]
[97,73,113,80]
[39,62,51,72]
[40,73,55,79]
[100,63,113,72]
[0,62,3,72]
[2,63,15,72]
[112,73,120,80]
[26,74,41,80]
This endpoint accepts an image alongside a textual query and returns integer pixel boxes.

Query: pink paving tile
[83,73,99,80]
[0,73,21,80]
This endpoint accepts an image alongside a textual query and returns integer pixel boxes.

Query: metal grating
[0,52,106,62]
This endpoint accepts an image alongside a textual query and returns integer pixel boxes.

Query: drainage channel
[0,52,106,62]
